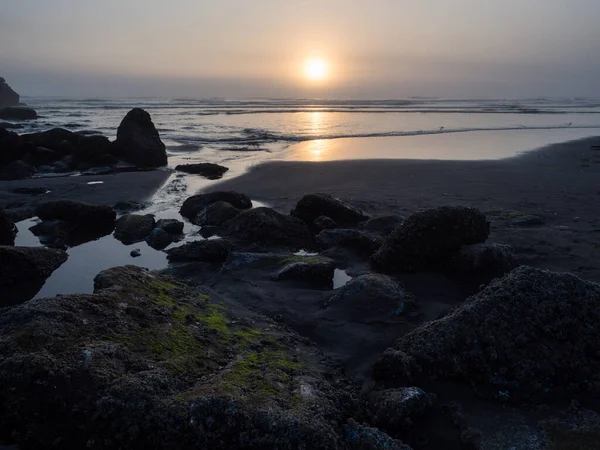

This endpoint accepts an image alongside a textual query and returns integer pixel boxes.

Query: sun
[304,58,327,81]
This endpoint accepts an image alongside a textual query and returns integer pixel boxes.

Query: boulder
[313,215,337,232]
[198,225,219,239]
[0,128,23,164]
[372,206,490,273]
[113,108,167,167]
[156,218,184,235]
[219,207,314,249]
[0,246,67,287]
[194,201,241,226]
[271,257,336,288]
[0,106,37,120]
[166,239,232,264]
[0,122,23,129]
[175,163,229,180]
[322,273,412,320]
[358,215,405,235]
[22,128,80,151]
[316,228,383,256]
[114,214,156,244]
[452,243,518,280]
[30,147,62,165]
[0,79,19,107]
[368,388,434,431]
[74,135,112,163]
[0,160,36,180]
[292,193,370,228]
[344,420,412,450]
[145,227,178,250]
[35,200,116,234]
[180,191,252,221]
[373,266,600,402]
[0,207,16,245]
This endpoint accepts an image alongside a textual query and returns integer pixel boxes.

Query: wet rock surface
[372,206,490,273]
[452,243,518,280]
[175,162,229,179]
[114,213,156,244]
[194,200,241,226]
[358,215,405,235]
[156,218,184,235]
[35,200,116,232]
[180,191,252,221]
[271,256,336,288]
[113,108,167,167]
[316,228,383,256]
[0,106,37,121]
[292,193,370,228]
[374,266,600,402]
[167,239,233,263]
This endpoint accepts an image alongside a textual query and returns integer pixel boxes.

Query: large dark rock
[145,227,179,250]
[176,163,229,180]
[22,128,80,151]
[156,218,184,235]
[74,135,113,163]
[344,420,412,450]
[0,122,23,129]
[0,79,19,108]
[372,206,490,273]
[0,265,360,449]
[292,193,370,228]
[29,147,62,165]
[271,257,336,288]
[194,201,241,226]
[368,388,434,432]
[373,266,600,402]
[0,106,37,120]
[180,191,252,221]
[0,246,67,287]
[0,160,36,180]
[316,228,383,256]
[322,273,412,320]
[167,239,233,263]
[358,215,405,235]
[113,108,167,167]
[452,243,518,280]
[0,128,23,164]
[313,215,338,232]
[0,207,16,245]
[35,200,116,234]
[114,214,156,244]
[219,207,314,249]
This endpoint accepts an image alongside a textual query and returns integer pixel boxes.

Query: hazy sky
[2,0,600,98]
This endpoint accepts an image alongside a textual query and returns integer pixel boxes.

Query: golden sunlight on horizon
[304,58,328,81]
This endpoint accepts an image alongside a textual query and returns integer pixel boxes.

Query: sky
[2,0,600,99]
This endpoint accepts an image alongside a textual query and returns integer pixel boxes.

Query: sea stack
[113,108,168,168]
[0,77,20,108]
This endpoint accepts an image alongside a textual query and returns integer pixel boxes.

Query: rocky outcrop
[175,163,229,180]
[313,215,337,231]
[271,257,336,288]
[180,191,252,221]
[0,207,16,245]
[316,228,383,256]
[114,214,156,244]
[0,78,20,108]
[322,273,413,320]
[156,218,184,234]
[167,239,233,263]
[373,266,600,402]
[451,243,518,280]
[368,388,434,432]
[292,193,370,228]
[113,108,167,167]
[0,106,37,120]
[0,128,23,164]
[0,246,67,287]
[0,265,363,449]
[219,207,314,249]
[358,215,405,235]
[194,201,241,226]
[145,227,179,250]
[372,206,490,273]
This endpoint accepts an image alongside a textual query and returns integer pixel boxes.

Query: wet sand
[211,136,600,282]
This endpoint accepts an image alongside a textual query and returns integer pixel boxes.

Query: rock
[369,388,434,431]
[0,265,359,449]
[322,274,412,319]
[156,218,184,234]
[0,207,16,245]
[0,79,19,107]
[452,243,518,280]
[113,200,148,213]
[508,214,545,227]
[373,266,600,402]
[22,128,81,152]
[30,147,62,165]
[175,163,229,179]
[0,122,23,129]
[114,214,156,244]
[0,160,36,180]
[74,135,113,163]
[344,419,413,450]
[219,207,314,249]
[358,215,405,235]
[145,227,178,250]
[29,220,73,249]
[372,206,490,273]
[180,191,252,221]
[35,200,116,235]
[194,201,241,226]
[113,108,167,167]
[0,106,37,120]
[130,248,141,257]
[271,257,336,288]
[292,193,370,228]
[0,246,67,287]
[316,229,383,256]
[199,225,220,239]
[166,239,232,263]
[0,128,23,164]
[313,215,337,231]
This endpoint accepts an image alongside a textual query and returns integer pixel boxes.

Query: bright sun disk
[304,58,327,81]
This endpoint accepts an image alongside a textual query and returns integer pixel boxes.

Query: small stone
[130,249,141,258]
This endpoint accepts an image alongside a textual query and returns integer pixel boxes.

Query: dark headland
[1,87,600,449]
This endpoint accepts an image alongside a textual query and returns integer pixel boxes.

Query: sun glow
[304,58,327,81]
